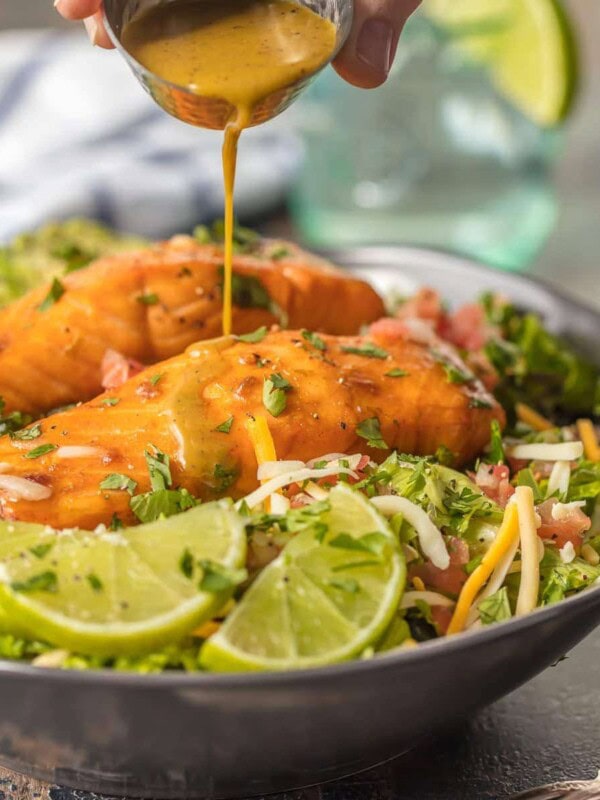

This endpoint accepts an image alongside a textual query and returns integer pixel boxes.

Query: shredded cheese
[447,503,519,635]
[239,464,357,510]
[401,590,454,609]
[516,402,554,432]
[515,486,541,616]
[577,419,600,462]
[505,441,583,462]
[245,414,279,512]
[559,541,576,564]
[370,495,449,570]
[582,543,600,566]
[412,576,426,592]
[546,460,571,498]
[0,475,52,501]
[56,446,103,459]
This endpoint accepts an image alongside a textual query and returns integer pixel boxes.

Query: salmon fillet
[0,236,384,415]
[0,328,504,530]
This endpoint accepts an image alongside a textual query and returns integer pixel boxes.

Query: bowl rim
[1,245,598,690]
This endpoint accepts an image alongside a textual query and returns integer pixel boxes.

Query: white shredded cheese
[370,495,450,570]
[401,590,454,609]
[56,446,103,459]
[257,461,305,481]
[515,486,541,616]
[239,465,358,510]
[304,481,329,501]
[505,441,584,462]
[32,649,69,669]
[466,532,520,627]
[306,453,366,470]
[559,541,577,564]
[0,475,52,501]
[546,461,571,499]
[269,493,291,515]
[551,500,587,521]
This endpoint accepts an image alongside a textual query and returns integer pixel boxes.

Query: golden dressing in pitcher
[122,0,336,335]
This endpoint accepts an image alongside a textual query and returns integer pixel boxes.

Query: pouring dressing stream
[121,0,337,334]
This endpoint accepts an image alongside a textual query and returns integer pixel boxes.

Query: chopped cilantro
[341,342,389,360]
[10,423,42,441]
[236,326,268,344]
[109,513,123,531]
[149,374,163,387]
[214,416,234,434]
[29,542,54,559]
[516,468,542,502]
[25,443,57,459]
[11,571,58,594]
[489,419,505,464]
[432,351,474,384]
[198,560,247,593]
[213,463,237,492]
[356,417,388,450]
[301,329,327,352]
[263,373,292,418]
[130,488,196,523]
[385,368,409,378]
[137,292,159,306]
[86,573,104,592]
[469,397,493,409]
[0,398,32,437]
[145,446,172,491]
[38,278,65,312]
[179,548,194,579]
[99,473,138,495]
[101,397,120,407]
[269,246,291,260]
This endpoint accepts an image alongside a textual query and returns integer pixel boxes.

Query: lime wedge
[423,0,578,126]
[0,502,246,656]
[200,484,406,672]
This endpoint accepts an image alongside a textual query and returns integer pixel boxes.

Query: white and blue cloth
[0,29,303,242]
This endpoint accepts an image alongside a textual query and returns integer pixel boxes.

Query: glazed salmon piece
[0,329,504,530]
[0,236,384,415]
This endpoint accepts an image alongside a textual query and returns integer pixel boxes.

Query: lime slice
[200,484,406,672]
[423,0,578,126]
[0,502,246,656]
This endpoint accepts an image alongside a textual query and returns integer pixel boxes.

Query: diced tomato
[396,288,446,328]
[442,303,492,351]
[409,536,469,597]
[536,498,591,553]
[430,605,454,636]
[471,462,515,508]
[101,349,144,390]
[369,317,413,343]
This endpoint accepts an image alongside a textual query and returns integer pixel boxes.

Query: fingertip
[83,13,114,49]
[55,0,102,22]
[331,54,388,90]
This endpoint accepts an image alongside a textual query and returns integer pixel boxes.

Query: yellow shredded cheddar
[516,402,554,432]
[245,414,279,511]
[192,620,221,639]
[447,503,520,635]
[577,418,600,462]
[412,576,426,592]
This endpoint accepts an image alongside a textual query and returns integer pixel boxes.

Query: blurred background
[0,1,598,306]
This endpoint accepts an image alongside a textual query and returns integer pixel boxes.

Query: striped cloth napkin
[0,28,303,242]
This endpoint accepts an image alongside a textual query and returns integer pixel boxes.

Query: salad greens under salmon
[0,220,599,673]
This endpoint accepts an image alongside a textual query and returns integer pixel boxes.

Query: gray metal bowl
[0,247,598,798]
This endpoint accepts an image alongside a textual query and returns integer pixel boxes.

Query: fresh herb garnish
[341,342,389,360]
[269,246,291,260]
[236,326,268,344]
[0,398,32,437]
[10,423,42,441]
[149,373,163,387]
[198,560,247,593]
[432,351,474,384]
[469,397,493,409]
[99,473,138,495]
[145,446,172,491]
[29,542,54,559]
[101,397,120,407]
[109,513,123,531]
[489,419,505,464]
[213,463,237,491]
[25,443,57,459]
[356,417,388,450]
[86,573,104,592]
[38,278,65,312]
[214,416,234,434]
[301,329,327,352]
[130,488,196,524]
[11,571,58,594]
[385,368,409,378]
[263,373,292,418]
[137,292,159,306]
[179,548,194,580]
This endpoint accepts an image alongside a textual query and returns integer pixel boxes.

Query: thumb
[333,0,421,89]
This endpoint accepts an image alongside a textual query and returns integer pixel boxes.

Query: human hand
[54,0,422,87]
